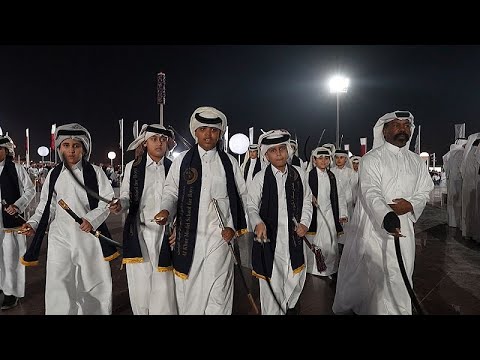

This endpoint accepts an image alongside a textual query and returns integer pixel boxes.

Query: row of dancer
[1,106,434,315]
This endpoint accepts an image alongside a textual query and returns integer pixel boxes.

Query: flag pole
[119,118,124,177]
[26,128,30,167]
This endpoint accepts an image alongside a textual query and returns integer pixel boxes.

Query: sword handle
[58,199,84,225]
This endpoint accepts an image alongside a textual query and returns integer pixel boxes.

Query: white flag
[133,120,139,139]
[119,119,124,149]
[249,127,254,144]
[454,123,465,140]
[414,125,421,154]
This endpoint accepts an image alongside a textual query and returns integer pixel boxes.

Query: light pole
[328,75,350,148]
[108,151,116,168]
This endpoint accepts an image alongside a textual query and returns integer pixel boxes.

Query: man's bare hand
[154,210,169,225]
[4,204,18,216]
[109,198,122,214]
[80,219,93,233]
[295,223,308,238]
[389,198,413,216]
[339,217,348,224]
[221,227,235,242]
[18,223,35,236]
[254,222,267,241]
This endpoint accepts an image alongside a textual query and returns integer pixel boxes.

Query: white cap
[189,106,227,142]
[258,129,291,164]
[127,123,176,152]
[55,123,91,161]
[373,110,415,149]
[0,135,15,157]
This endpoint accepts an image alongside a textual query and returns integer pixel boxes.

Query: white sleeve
[118,161,133,212]
[27,169,56,230]
[300,168,313,228]
[246,170,265,230]
[14,164,36,213]
[406,158,435,223]
[360,154,392,229]
[337,177,348,218]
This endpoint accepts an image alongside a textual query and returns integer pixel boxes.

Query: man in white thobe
[305,147,347,278]
[238,144,262,269]
[460,134,480,239]
[247,130,312,315]
[110,124,177,315]
[331,149,358,249]
[20,123,118,315]
[156,106,248,315]
[443,139,467,228]
[332,110,434,315]
[0,135,35,310]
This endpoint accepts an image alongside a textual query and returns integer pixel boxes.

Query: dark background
[1,44,478,165]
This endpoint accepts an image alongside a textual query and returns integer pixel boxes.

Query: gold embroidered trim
[173,269,189,280]
[157,266,173,272]
[121,257,144,264]
[20,256,39,267]
[306,231,316,236]
[292,264,305,275]
[104,252,121,262]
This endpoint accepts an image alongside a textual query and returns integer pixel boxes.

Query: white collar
[63,159,83,171]
[272,165,288,176]
[385,141,407,155]
[146,152,164,166]
[198,145,217,157]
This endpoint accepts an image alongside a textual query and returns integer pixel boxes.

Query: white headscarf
[332,149,353,169]
[126,123,176,152]
[372,110,415,149]
[350,155,361,163]
[189,106,227,143]
[460,132,480,178]
[322,143,336,157]
[258,129,292,165]
[241,143,259,169]
[0,135,15,157]
[55,123,91,162]
[306,146,332,172]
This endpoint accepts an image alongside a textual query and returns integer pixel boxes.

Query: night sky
[0,44,479,166]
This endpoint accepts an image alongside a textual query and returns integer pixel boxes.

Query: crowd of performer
[0,107,446,315]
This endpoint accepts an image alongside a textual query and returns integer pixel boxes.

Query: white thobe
[161,146,247,315]
[306,168,346,276]
[119,154,177,315]
[238,157,262,269]
[247,165,312,315]
[461,147,480,238]
[332,142,433,315]
[446,149,465,228]
[331,166,357,245]
[0,161,35,298]
[27,161,115,315]
[475,146,480,242]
